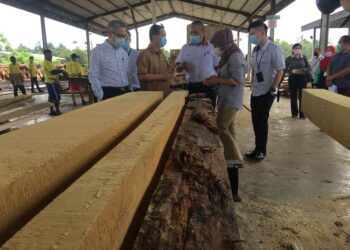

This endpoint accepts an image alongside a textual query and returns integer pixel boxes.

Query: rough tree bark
[133,95,243,250]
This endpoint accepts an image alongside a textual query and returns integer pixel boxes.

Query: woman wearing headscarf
[313,45,335,89]
[204,28,247,202]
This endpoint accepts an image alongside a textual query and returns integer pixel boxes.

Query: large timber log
[2,91,187,250]
[133,95,243,250]
[302,89,350,150]
[0,92,163,244]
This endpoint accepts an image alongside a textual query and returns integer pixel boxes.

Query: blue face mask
[160,37,167,48]
[249,35,259,45]
[115,38,125,48]
[123,40,130,51]
[191,36,201,44]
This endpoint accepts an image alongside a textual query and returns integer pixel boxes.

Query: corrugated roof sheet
[0,0,295,34]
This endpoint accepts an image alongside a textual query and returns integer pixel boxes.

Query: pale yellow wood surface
[2,91,187,250]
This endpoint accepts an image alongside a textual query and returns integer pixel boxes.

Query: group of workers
[6,18,350,201]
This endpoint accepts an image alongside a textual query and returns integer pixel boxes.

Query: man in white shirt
[89,20,129,100]
[176,20,220,108]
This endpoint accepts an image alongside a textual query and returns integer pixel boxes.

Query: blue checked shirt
[89,40,129,100]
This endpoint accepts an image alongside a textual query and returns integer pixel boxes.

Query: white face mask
[324,51,333,58]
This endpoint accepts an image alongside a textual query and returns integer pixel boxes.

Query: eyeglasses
[110,32,127,38]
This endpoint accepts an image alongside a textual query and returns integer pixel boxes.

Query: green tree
[275,39,292,58]
[0,32,12,51]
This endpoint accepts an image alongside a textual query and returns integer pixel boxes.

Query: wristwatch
[270,87,277,95]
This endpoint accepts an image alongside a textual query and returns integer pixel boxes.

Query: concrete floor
[0,80,86,132]
[235,89,350,249]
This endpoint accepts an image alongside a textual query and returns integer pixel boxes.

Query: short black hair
[29,56,34,59]
[340,35,350,44]
[149,24,164,41]
[43,49,52,54]
[292,43,302,49]
[248,20,268,33]
[10,56,15,60]
[191,20,204,28]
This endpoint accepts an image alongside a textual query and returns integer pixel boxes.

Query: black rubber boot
[227,167,241,202]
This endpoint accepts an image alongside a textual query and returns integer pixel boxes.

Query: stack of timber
[0,91,163,245]
[0,91,242,249]
[302,89,350,150]
[1,91,187,249]
[0,95,49,132]
[134,94,243,250]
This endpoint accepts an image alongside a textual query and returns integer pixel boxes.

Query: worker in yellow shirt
[8,56,26,97]
[28,56,44,93]
[43,49,68,116]
[66,53,87,106]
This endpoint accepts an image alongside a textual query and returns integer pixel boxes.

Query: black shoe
[82,100,88,105]
[245,150,257,159]
[39,89,45,93]
[31,90,37,93]
[73,102,77,106]
[233,194,242,202]
[254,152,265,161]
[55,111,62,116]
[49,111,57,116]
[292,115,298,118]
[299,113,306,119]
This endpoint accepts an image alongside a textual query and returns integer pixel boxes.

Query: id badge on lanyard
[256,49,266,83]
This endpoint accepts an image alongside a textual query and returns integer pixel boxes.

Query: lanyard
[256,49,266,71]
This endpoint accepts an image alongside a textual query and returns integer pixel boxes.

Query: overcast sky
[0,0,347,55]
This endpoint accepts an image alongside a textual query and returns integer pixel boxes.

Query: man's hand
[182,61,193,71]
[162,73,174,80]
[204,76,218,86]
[326,75,334,87]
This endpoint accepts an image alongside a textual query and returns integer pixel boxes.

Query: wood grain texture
[134,95,243,250]
[2,91,187,250]
[0,91,163,244]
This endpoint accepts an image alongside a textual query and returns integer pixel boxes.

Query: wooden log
[133,95,243,250]
[0,98,35,114]
[0,114,42,132]
[0,92,163,244]
[0,102,50,124]
[302,89,350,150]
[2,91,187,250]
[0,95,32,108]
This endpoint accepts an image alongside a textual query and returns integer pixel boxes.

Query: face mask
[324,51,333,58]
[191,36,201,44]
[293,49,302,55]
[114,38,125,47]
[123,40,130,51]
[314,52,319,57]
[249,35,259,45]
[336,44,343,53]
[160,37,167,48]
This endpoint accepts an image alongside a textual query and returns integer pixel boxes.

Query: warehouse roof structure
[302,10,350,31]
[0,0,295,34]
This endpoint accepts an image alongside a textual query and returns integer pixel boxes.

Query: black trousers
[14,85,26,97]
[31,77,40,91]
[251,92,275,154]
[102,86,130,100]
[288,74,307,117]
[186,82,217,109]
